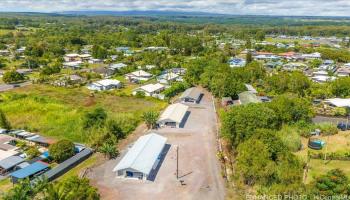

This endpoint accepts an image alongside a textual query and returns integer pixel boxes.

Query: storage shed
[43,148,93,181]
[113,133,167,180]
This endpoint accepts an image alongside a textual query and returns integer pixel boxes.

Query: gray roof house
[0,156,24,175]
[113,133,167,180]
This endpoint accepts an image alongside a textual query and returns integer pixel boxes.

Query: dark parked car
[337,122,350,131]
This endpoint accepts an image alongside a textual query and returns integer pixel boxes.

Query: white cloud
[1,0,350,16]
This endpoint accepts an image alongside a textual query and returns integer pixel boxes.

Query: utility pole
[176,145,179,179]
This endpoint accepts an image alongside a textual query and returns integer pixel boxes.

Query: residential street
[0,82,32,92]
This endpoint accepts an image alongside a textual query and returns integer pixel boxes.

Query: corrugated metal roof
[180,87,202,101]
[11,161,49,179]
[113,133,167,175]
[238,91,261,105]
[43,148,93,181]
[0,156,24,170]
[158,103,189,123]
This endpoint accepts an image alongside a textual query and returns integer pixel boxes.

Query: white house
[311,70,336,83]
[325,98,350,108]
[132,83,165,97]
[109,63,127,70]
[301,52,321,60]
[157,103,189,128]
[87,79,122,91]
[64,53,80,62]
[63,61,83,70]
[113,133,167,180]
[79,54,92,62]
[88,58,103,64]
[125,70,153,82]
[157,72,180,84]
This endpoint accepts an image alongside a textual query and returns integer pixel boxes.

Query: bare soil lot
[88,88,225,200]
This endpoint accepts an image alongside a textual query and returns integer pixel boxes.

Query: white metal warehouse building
[113,133,167,180]
[157,103,189,128]
[179,87,203,104]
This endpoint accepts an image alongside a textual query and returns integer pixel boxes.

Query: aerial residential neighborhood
[2,1,350,200]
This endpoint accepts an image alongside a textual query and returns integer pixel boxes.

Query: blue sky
[1,0,350,16]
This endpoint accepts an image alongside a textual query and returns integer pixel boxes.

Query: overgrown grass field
[0,84,167,143]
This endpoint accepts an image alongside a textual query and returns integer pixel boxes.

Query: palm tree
[99,142,118,159]
[142,111,159,129]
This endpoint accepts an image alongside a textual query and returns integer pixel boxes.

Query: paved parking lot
[88,88,225,200]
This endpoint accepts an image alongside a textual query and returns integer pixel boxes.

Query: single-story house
[229,58,246,68]
[0,156,24,175]
[63,61,83,70]
[26,135,54,147]
[311,71,336,83]
[144,46,168,51]
[324,98,350,108]
[12,130,35,139]
[113,133,167,180]
[16,68,32,75]
[301,52,321,60]
[125,70,153,82]
[157,103,189,128]
[79,54,92,62]
[116,47,130,52]
[337,68,350,77]
[0,50,10,56]
[87,79,122,91]
[88,58,103,64]
[92,66,115,78]
[10,161,49,183]
[109,63,127,71]
[238,91,261,105]
[0,135,19,161]
[179,87,203,104]
[157,72,180,84]
[64,53,80,62]
[132,83,165,97]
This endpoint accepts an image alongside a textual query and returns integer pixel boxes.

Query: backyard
[295,131,350,183]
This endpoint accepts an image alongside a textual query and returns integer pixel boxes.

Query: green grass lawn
[294,132,350,183]
[0,29,13,36]
[306,159,350,183]
[0,84,167,143]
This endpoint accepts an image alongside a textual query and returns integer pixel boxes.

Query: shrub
[2,71,25,83]
[49,139,75,163]
[316,123,338,136]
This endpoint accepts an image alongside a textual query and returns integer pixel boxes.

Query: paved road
[0,81,32,92]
